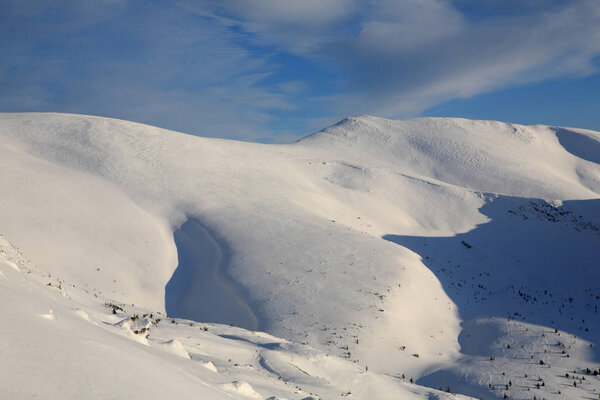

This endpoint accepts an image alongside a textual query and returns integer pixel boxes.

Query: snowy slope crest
[1,113,599,399]
[299,115,600,199]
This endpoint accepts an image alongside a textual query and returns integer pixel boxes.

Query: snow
[222,381,262,398]
[0,112,599,399]
[166,218,258,329]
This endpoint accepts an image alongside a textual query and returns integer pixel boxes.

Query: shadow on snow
[165,218,258,331]
[384,196,600,359]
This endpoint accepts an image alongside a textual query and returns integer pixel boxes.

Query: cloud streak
[0,1,292,139]
[201,0,600,114]
[1,0,599,140]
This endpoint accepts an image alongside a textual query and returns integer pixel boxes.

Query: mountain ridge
[1,112,599,399]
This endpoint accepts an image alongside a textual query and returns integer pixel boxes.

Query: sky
[1,0,599,142]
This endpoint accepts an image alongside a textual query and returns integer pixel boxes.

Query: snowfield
[1,113,599,399]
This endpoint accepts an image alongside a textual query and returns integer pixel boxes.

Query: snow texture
[1,112,599,399]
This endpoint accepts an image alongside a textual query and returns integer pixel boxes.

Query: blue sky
[1,0,599,142]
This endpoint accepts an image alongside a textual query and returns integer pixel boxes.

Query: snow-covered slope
[300,116,600,198]
[1,113,599,399]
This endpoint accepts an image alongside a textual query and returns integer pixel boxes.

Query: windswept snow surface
[1,113,599,399]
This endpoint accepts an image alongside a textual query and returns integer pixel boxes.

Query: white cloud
[203,0,600,118]
[0,1,295,140]
[185,0,355,53]
[3,0,600,141]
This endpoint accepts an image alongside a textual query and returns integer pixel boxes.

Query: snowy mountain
[1,113,599,399]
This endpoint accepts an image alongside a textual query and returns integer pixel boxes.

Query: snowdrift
[1,113,599,399]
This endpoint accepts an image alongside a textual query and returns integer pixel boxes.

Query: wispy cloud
[202,0,600,118]
[1,0,599,140]
[0,1,292,139]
